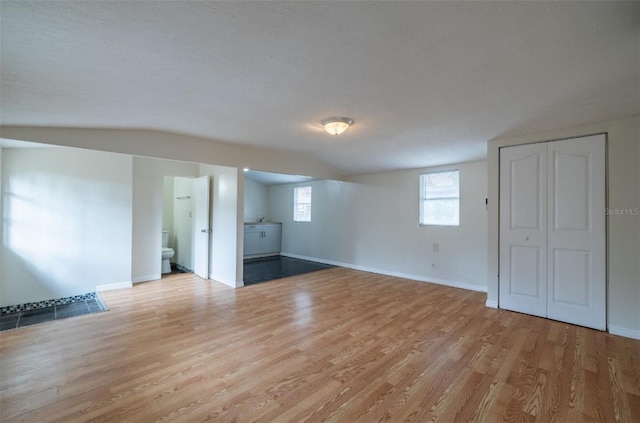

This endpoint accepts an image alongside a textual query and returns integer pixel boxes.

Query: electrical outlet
[432,243,439,252]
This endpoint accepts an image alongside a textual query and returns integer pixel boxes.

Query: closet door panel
[547,135,606,330]
[499,143,547,318]
[509,245,543,298]
[552,248,590,305]
[553,152,590,231]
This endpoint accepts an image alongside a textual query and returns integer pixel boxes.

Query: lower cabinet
[244,223,282,257]
[261,224,282,255]
[243,226,263,256]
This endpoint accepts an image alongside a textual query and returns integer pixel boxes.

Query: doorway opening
[162,174,212,280]
[162,176,195,276]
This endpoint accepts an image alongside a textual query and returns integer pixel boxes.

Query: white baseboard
[132,274,161,284]
[208,273,241,288]
[96,281,133,292]
[280,253,487,293]
[485,299,498,308]
[609,325,640,340]
[244,252,280,260]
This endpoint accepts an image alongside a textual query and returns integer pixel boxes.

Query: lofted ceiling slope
[1,1,638,175]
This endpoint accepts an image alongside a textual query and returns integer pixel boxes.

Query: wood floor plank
[1,268,638,422]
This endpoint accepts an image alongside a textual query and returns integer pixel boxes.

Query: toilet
[161,229,175,274]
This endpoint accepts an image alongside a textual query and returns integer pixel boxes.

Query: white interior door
[546,135,606,329]
[499,143,548,318]
[499,135,606,330]
[193,175,210,279]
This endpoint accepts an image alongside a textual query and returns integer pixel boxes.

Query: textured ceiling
[1,1,638,175]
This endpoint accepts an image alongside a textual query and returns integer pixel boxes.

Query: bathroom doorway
[162,176,196,275]
[162,175,211,278]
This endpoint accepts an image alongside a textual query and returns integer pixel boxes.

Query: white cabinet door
[546,135,606,330]
[499,143,548,318]
[499,134,606,330]
[262,224,282,255]
[243,225,262,256]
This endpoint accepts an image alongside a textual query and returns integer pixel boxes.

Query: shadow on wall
[0,246,57,307]
[1,183,92,306]
[1,179,117,306]
[1,147,133,307]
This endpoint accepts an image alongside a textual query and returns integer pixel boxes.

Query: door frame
[193,175,211,280]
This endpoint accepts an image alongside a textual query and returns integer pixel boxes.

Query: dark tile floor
[0,299,105,331]
[243,255,335,286]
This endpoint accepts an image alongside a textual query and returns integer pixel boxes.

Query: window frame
[419,169,460,227]
[293,185,312,222]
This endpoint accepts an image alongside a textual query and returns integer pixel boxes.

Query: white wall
[200,164,244,287]
[1,147,133,306]
[0,127,343,182]
[243,178,269,222]
[269,160,488,291]
[269,179,355,263]
[131,157,198,283]
[487,115,640,338]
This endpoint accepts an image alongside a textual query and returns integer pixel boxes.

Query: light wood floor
[1,268,638,422]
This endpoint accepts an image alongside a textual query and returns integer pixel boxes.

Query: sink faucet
[257,216,265,222]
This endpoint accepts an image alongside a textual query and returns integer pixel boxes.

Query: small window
[294,186,312,222]
[420,170,459,226]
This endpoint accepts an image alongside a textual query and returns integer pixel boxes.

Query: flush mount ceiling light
[321,117,353,135]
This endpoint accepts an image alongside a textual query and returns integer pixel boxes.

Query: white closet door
[499,143,548,318]
[499,135,606,331]
[547,135,606,330]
